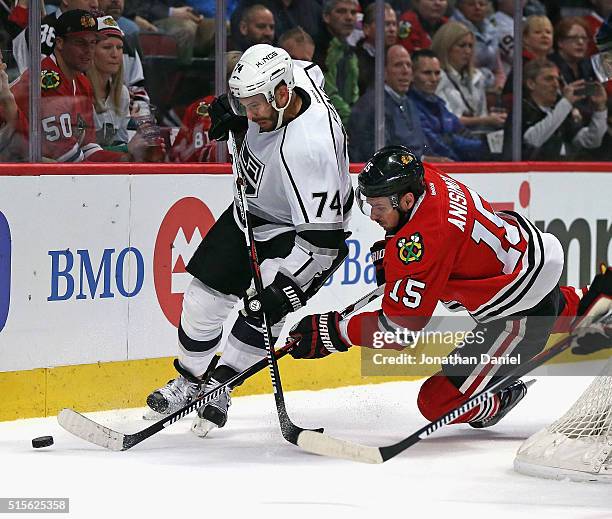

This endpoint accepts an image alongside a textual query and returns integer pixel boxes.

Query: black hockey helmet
[357,145,425,214]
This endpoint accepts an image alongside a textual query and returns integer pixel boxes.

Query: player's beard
[254,111,279,132]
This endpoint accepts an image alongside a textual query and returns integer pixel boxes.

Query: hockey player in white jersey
[145,44,354,436]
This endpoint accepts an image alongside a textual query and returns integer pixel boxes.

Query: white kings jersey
[231,61,353,291]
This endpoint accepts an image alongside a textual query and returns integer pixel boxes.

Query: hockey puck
[32,436,54,448]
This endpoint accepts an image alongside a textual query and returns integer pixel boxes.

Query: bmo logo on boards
[0,211,10,333]
[154,198,215,327]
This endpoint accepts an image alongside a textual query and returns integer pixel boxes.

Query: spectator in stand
[123,0,216,63]
[398,0,449,54]
[12,0,100,74]
[432,21,507,130]
[523,14,554,60]
[491,0,527,76]
[551,17,598,83]
[510,58,608,160]
[170,51,242,162]
[10,10,138,162]
[451,0,505,90]
[230,4,275,51]
[10,0,150,114]
[98,0,150,115]
[314,0,360,124]
[231,1,323,43]
[355,2,398,95]
[6,0,44,39]
[87,16,155,159]
[408,49,487,161]
[279,27,315,61]
[97,0,140,38]
[593,97,612,159]
[583,0,612,54]
[501,14,554,108]
[348,44,430,162]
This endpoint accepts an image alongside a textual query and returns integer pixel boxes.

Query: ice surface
[2,377,612,519]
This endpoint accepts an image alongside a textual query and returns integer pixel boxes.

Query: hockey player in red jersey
[289,145,607,428]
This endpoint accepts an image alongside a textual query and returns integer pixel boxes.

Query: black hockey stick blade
[58,285,385,451]
[297,310,611,464]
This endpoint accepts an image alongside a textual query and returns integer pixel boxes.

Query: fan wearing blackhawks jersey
[10,10,132,162]
[145,44,354,436]
[288,145,611,429]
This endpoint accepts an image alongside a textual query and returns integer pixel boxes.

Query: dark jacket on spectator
[354,39,375,96]
[408,88,485,161]
[230,0,322,44]
[509,96,608,160]
[348,86,426,162]
[549,51,598,121]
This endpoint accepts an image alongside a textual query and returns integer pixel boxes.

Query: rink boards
[0,162,610,420]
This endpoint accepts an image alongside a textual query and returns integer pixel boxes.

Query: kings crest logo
[239,140,264,197]
[397,232,424,264]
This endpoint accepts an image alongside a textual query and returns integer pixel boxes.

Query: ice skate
[191,365,238,437]
[143,359,206,420]
[470,379,530,429]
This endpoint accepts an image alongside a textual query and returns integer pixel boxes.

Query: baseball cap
[96,15,124,39]
[55,9,98,38]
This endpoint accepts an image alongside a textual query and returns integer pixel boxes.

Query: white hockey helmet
[228,44,295,129]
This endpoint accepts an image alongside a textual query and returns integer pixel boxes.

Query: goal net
[514,356,612,482]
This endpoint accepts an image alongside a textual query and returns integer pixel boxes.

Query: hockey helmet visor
[227,44,295,117]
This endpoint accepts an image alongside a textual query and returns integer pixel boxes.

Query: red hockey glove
[288,311,352,359]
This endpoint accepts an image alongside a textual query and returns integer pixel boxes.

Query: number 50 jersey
[345,165,564,345]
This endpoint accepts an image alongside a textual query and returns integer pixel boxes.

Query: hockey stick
[228,131,325,443]
[297,309,612,464]
[57,284,385,451]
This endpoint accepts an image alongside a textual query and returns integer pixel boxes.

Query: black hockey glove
[208,94,248,141]
[243,272,307,326]
[288,311,352,359]
[369,239,387,287]
[571,265,612,355]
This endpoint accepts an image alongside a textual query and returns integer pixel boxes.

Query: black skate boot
[191,364,239,437]
[470,379,529,429]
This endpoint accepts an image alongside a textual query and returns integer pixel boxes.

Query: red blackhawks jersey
[170,95,217,163]
[344,165,564,347]
[11,55,122,162]
[398,10,448,54]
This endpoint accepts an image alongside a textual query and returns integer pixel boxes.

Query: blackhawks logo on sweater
[397,233,424,264]
[40,70,60,90]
